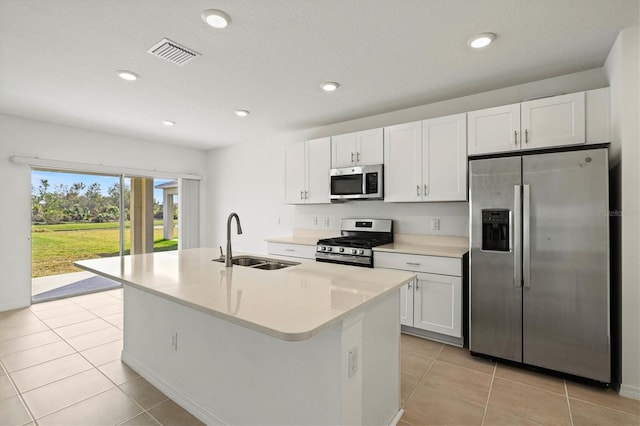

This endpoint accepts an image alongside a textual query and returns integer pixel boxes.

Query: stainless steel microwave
[330,165,383,200]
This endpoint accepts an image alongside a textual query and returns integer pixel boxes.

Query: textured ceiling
[0,0,638,150]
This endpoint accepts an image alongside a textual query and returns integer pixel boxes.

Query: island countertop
[75,248,415,342]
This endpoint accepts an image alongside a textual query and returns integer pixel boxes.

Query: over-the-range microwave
[330,164,383,201]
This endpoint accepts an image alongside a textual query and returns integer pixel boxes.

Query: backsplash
[294,201,469,236]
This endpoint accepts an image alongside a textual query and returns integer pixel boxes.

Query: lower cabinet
[267,242,316,259]
[376,252,463,339]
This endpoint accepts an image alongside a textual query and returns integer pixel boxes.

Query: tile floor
[0,289,638,425]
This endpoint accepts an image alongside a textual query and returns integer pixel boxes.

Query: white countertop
[265,228,339,246]
[75,248,415,342]
[374,234,469,258]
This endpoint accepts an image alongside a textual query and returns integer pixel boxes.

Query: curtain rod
[9,155,202,180]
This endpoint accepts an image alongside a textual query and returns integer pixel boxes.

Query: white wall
[205,67,608,253]
[0,114,208,311]
[605,26,640,400]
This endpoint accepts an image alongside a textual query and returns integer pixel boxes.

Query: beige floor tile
[0,395,33,425]
[397,421,411,426]
[482,406,540,425]
[80,339,123,366]
[98,359,140,385]
[71,295,120,310]
[119,412,162,425]
[437,344,496,374]
[420,359,492,405]
[401,333,444,359]
[570,397,640,426]
[53,317,113,339]
[102,313,124,328]
[1,341,75,373]
[32,304,87,320]
[0,321,49,342]
[0,309,43,328]
[106,288,123,299]
[0,374,18,400]
[566,381,640,417]
[10,353,93,393]
[401,352,434,379]
[0,330,61,357]
[29,299,75,313]
[21,369,114,419]
[402,385,485,425]
[89,303,123,318]
[37,387,142,426]
[41,310,97,329]
[488,377,572,425]
[119,377,168,409]
[147,399,205,426]
[66,325,122,351]
[401,373,419,406]
[495,363,566,395]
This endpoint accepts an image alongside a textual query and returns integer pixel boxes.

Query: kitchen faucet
[226,213,243,267]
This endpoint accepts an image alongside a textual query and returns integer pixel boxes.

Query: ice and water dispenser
[481,209,510,251]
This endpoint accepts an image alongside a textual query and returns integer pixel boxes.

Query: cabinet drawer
[375,251,460,276]
[267,242,316,260]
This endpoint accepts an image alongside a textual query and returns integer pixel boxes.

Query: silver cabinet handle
[300,190,304,200]
[408,283,412,290]
[356,152,360,162]
[514,130,518,145]
[514,185,522,287]
[525,129,529,144]
[424,184,428,195]
[415,282,420,291]
[406,262,421,266]
[523,184,531,288]
[416,185,420,197]
[351,152,354,163]
[304,190,308,199]
[285,248,295,252]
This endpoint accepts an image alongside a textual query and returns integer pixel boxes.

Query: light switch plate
[431,218,440,231]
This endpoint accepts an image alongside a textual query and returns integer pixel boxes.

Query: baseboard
[121,351,229,425]
[0,301,30,312]
[619,383,640,400]
[389,409,405,426]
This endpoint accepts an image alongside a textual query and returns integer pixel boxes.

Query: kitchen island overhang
[75,248,415,425]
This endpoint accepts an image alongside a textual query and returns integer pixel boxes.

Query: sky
[31,170,173,203]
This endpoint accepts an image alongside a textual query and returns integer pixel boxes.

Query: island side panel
[122,285,343,425]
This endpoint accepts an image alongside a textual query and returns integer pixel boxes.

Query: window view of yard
[31,170,178,278]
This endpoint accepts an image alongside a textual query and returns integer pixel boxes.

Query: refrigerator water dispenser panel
[482,209,510,251]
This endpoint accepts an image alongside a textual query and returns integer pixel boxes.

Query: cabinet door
[422,113,467,201]
[384,121,422,202]
[413,273,461,338]
[400,281,414,326]
[305,137,331,204]
[356,128,384,165]
[467,104,521,155]
[331,132,356,168]
[284,141,306,204]
[521,92,585,149]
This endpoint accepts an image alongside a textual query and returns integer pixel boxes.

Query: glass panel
[331,174,362,195]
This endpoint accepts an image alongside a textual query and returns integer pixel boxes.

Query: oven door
[330,165,383,200]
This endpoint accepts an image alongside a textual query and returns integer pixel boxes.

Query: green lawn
[31,221,177,278]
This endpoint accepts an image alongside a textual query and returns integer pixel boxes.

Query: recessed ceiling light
[201,9,231,29]
[468,33,496,49]
[320,82,340,92]
[117,70,139,81]
[162,120,175,127]
[234,110,250,117]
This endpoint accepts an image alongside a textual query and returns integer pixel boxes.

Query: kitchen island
[75,248,415,425]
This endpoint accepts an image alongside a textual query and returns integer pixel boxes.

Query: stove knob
[358,249,365,255]
[339,247,344,253]
[320,246,326,251]
[351,249,357,254]
[326,247,332,252]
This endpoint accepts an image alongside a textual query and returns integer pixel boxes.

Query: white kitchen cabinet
[267,242,316,259]
[384,113,467,202]
[468,92,587,155]
[284,137,331,204]
[331,128,383,168]
[376,251,462,338]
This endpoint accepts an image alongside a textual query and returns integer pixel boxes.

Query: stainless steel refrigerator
[469,147,610,383]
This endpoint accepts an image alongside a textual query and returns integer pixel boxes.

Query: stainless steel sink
[213,255,299,270]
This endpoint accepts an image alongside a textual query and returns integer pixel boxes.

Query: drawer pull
[285,249,295,252]
[406,262,421,266]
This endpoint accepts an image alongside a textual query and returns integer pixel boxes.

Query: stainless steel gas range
[315,219,393,268]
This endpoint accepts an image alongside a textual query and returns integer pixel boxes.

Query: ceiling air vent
[147,38,200,65]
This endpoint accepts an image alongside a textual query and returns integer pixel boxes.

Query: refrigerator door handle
[514,185,522,287]
[523,184,531,288]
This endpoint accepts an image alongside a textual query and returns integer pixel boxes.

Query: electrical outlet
[313,216,318,226]
[170,330,178,351]
[431,218,440,231]
[348,346,358,377]
[324,217,330,227]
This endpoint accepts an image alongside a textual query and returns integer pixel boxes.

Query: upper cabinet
[384,113,467,202]
[331,128,384,168]
[284,137,331,204]
[468,89,609,156]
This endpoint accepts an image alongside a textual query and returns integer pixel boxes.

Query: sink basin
[213,255,299,270]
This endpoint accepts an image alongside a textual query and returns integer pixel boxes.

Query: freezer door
[469,156,522,362]
[522,148,610,382]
